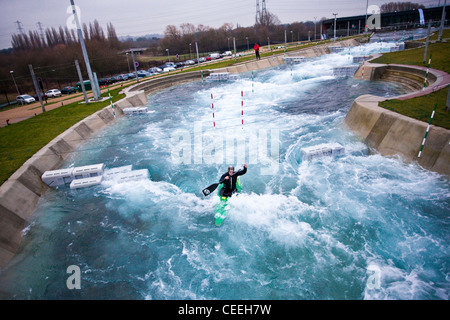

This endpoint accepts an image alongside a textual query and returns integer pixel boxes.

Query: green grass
[419,28,450,42]
[379,87,450,130]
[371,37,450,129]
[0,87,125,185]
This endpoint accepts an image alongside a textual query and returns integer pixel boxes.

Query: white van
[209,53,222,60]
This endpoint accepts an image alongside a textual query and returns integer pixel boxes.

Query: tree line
[159,12,325,57]
[380,2,425,13]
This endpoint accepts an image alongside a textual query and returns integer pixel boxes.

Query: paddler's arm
[234,164,248,176]
[218,173,228,184]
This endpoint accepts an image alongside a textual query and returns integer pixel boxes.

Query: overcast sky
[0,0,439,49]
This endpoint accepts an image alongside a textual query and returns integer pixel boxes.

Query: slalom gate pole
[361,55,365,79]
[210,93,215,128]
[290,59,293,77]
[252,71,254,93]
[201,67,204,87]
[241,90,244,129]
[108,89,115,118]
[418,103,437,158]
[423,54,432,91]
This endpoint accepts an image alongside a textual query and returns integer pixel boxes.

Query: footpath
[0,82,130,127]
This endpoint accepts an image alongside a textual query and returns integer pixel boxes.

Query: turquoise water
[0,41,449,300]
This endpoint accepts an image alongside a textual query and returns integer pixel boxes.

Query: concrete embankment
[346,62,450,176]
[214,38,361,73]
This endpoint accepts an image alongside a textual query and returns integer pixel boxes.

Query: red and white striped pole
[211,93,216,128]
[241,90,244,129]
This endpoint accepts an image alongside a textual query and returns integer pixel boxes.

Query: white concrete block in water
[123,107,148,114]
[70,176,103,189]
[102,165,133,180]
[329,46,344,53]
[108,169,149,183]
[72,163,104,179]
[41,168,74,186]
[301,143,345,161]
[206,72,239,81]
[284,56,306,64]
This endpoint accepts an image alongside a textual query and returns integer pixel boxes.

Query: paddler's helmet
[228,166,235,172]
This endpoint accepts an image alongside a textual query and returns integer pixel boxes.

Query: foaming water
[0,39,448,300]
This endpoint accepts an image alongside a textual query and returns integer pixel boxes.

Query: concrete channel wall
[0,36,367,268]
[346,62,450,176]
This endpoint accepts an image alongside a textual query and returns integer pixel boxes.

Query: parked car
[223,51,232,56]
[147,67,162,74]
[209,53,222,60]
[137,70,151,78]
[198,57,206,63]
[162,66,176,72]
[160,63,177,71]
[45,89,62,97]
[185,60,195,65]
[33,93,48,101]
[61,86,76,94]
[16,94,35,104]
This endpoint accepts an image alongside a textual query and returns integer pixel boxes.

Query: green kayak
[214,177,241,227]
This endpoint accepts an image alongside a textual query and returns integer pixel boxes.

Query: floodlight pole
[438,0,447,41]
[70,0,100,100]
[333,13,338,41]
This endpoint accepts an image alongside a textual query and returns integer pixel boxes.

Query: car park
[45,89,62,97]
[16,94,35,104]
[61,86,76,94]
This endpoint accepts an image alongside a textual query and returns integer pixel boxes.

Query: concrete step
[380,74,423,91]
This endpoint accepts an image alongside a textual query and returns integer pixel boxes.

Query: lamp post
[333,13,338,41]
[314,17,317,41]
[126,53,131,73]
[10,71,20,95]
[166,48,170,62]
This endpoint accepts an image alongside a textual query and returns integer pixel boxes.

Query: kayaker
[219,164,248,198]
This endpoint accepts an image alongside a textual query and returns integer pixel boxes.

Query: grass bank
[0,87,125,185]
[371,28,450,73]
[379,87,450,130]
